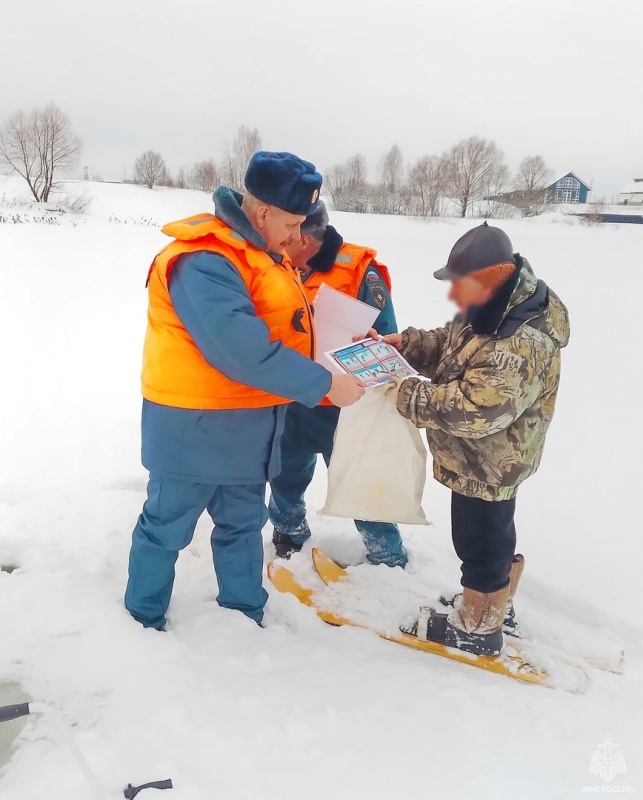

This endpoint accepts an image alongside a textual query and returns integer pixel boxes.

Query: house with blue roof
[548,172,591,204]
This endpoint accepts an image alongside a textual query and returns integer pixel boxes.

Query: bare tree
[175,167,187,190]
[221,125,262,192]
[158,168,175,188]
[381,144,404,194]
[510,155,554,217]
[406,155,447,217]
[134,150,167,189]
[372,145,405,214]
[326,154,370,213]
[582,196,607,226]
[443,136,508,217]
[190,159,219,192]
[325,162,349,206]
[345,155,368,198]
[478,162,513,218]
[0,103,81,202]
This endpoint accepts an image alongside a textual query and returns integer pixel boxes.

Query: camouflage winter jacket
[397,257,570,501]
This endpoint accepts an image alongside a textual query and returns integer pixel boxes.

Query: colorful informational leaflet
[325,338,418,388]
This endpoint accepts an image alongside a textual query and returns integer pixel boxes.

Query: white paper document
[312,283,379,372]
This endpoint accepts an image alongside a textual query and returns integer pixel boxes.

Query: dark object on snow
[0,703,174,799]
[0,703,30,723]
[434,221,515,280]
[124,779,173,798]
[572,212,643,225]
[272,530,304,559]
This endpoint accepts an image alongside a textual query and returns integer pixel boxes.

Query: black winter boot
[425,609,504,656]
[272,530,303,560]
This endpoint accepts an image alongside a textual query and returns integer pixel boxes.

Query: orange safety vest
[301,242,392,305]
[302,242,392,406]
[141,213,315,410]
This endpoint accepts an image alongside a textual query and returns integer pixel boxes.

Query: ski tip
[311,548,348,584]
[585,648,625,674]
[267,561,314,605]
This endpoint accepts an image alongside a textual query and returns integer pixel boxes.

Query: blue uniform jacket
[141,187,332,485]
[355,267,397,336]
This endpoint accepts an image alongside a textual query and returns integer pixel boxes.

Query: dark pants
[451,492,516,593]
[269,404,407,568]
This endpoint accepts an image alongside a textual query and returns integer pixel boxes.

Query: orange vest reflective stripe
[141,213,315,410]
[301,242,392,305]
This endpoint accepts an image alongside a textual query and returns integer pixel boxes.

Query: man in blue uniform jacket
[125,153,364,631]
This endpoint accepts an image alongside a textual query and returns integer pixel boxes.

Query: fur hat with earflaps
[245,152,322,216]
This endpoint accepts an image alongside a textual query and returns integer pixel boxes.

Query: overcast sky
[1,0,641,198]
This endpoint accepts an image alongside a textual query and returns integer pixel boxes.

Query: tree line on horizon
[1,103,558,219]
[135,130,557,219]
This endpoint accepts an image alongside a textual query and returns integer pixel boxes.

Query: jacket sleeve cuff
[299,367,334,409]
[396,376,435,427]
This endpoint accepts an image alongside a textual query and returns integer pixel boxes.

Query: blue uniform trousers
[269,405,407,568]
[125,475,268,628]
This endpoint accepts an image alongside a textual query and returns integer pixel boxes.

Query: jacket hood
[507,257,569,348]
[471,256,569,348]
[540,289,570,348]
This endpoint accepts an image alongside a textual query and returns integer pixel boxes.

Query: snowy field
[1,176,642,799]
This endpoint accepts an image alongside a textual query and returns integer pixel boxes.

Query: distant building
[547,172,591,204]
[619,179,643,206]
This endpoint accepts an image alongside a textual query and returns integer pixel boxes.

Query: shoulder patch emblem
[369,283,387,310]
[366,271,380,282]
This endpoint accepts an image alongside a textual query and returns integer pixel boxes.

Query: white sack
[321,383,429,525]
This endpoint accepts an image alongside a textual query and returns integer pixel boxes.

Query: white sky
[1,0,642,198]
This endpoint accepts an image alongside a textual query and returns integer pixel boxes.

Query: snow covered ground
[1,176,642,799]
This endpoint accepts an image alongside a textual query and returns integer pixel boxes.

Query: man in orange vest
[125,153,365,630]
[269,202,407,567]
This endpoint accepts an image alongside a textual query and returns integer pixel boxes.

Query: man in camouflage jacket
[389,223,570,656]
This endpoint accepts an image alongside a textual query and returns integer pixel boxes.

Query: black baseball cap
[434,222,515,280]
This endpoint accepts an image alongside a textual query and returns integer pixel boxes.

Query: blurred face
[256,204,306,252]
[448,276,494,315]
[285,233,322,271]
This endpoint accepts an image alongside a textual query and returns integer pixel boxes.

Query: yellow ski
[311,548,624,676]
[268,553,589,693]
